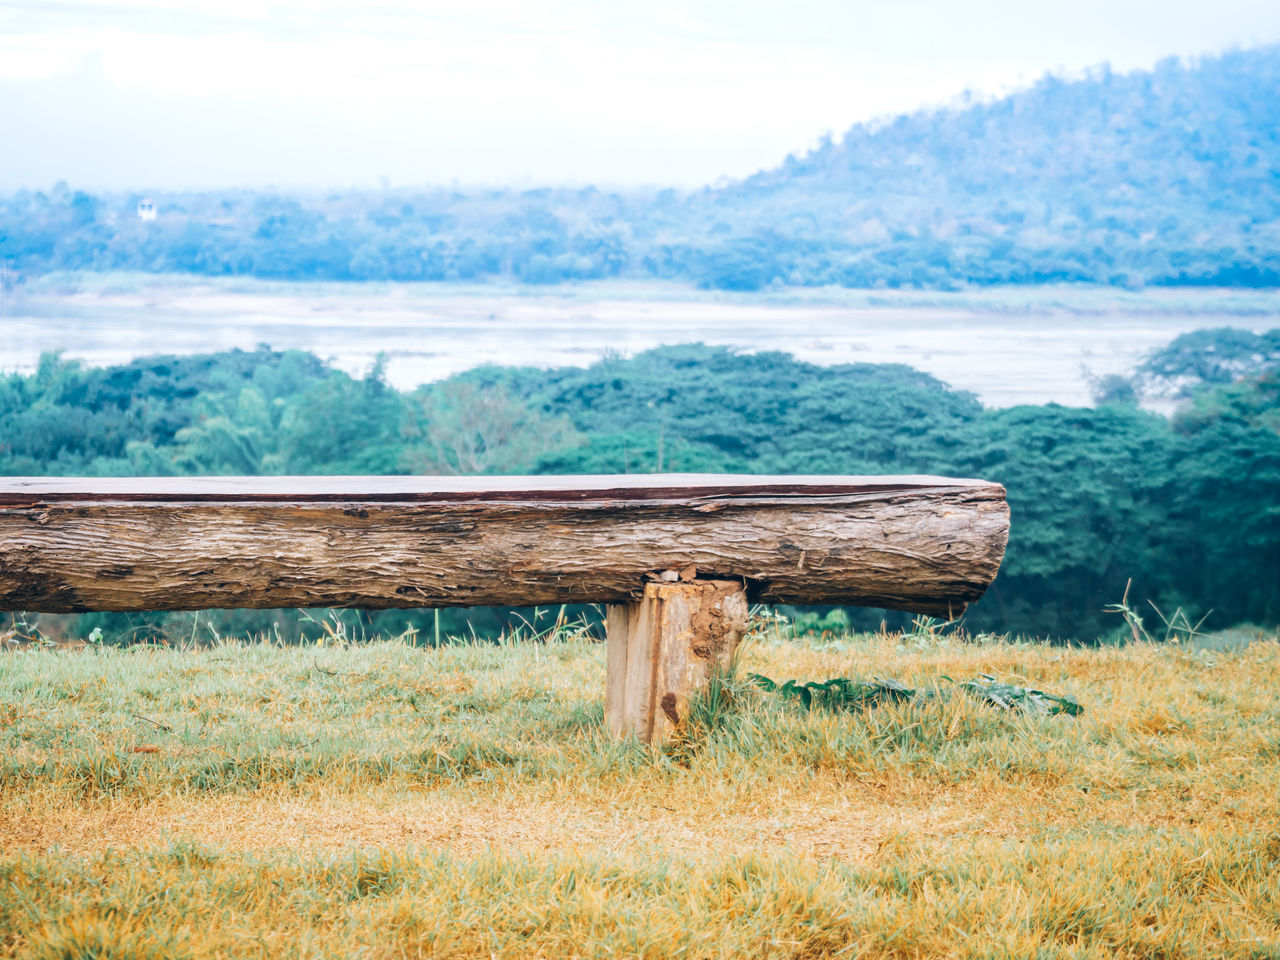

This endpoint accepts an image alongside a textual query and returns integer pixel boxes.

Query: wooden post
[605,579,748,744]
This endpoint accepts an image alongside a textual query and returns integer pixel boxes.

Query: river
[3,279,1276,409]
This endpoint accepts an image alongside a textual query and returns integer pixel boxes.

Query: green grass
[1,630,1278,958]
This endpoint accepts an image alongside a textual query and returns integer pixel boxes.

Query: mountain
[2,45,1278,290]
[689,44,1280,288]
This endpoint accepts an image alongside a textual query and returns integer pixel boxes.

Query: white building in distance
[137,199,157,221]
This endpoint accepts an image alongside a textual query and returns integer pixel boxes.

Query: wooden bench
[0,474,1009,743]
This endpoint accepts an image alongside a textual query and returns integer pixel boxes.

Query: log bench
[0,474,1009,743]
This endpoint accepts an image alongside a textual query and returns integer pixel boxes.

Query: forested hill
[712,45,1280,289]
[2,45,1278,290]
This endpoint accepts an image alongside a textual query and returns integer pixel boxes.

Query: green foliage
[274,364,406,474]
[1087,372,1141,407]
[749,671,1083,716]
[1139,328,1280,397]
[403,380,581,474]
[789,609,853,639]
[1164,373,1280,626]
[1174,368,1280,434]
[1,339,1276,642]
[497,345,978,475]
[956,675,1084,717]
[0,349,327,475]
[749,673,914,710]
[950,403,1179,636]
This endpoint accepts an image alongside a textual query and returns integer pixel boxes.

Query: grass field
[1,626,1278,959]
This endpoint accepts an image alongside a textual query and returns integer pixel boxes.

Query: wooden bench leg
[604,579,748,744]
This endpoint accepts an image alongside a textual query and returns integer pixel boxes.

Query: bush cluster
[3,341,1276,641]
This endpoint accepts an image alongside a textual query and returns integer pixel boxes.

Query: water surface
[2,281,1272,409]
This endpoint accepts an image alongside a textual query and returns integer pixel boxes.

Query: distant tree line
[3,45,1280,291]
[2,333,1276,643]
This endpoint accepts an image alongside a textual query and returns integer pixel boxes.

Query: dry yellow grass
[1,628,1278,958]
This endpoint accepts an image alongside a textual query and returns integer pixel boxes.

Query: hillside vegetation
[2,46,1278,290]
[1,337,1277,641]
[1,630,1277,958]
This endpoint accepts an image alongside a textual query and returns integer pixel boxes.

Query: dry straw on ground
[1,626,1277,958]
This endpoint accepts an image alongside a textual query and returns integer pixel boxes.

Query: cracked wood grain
[0,476,1009,614]
[606,580,748,745]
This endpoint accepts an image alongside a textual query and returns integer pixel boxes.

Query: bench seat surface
[0,474,1000,504]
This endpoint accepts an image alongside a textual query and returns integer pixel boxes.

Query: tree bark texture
[606,580,748,744]
[0,475,1008,614]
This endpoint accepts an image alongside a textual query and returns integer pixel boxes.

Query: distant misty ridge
[2,44,1279,291]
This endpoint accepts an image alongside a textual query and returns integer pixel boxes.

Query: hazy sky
[3,0,1280,192]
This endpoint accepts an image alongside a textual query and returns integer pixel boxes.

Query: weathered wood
[605,580,747,744]
[0,473,999,505]
[0,474,1008,614]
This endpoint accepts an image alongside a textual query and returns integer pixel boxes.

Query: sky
[3,0,1280,192]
